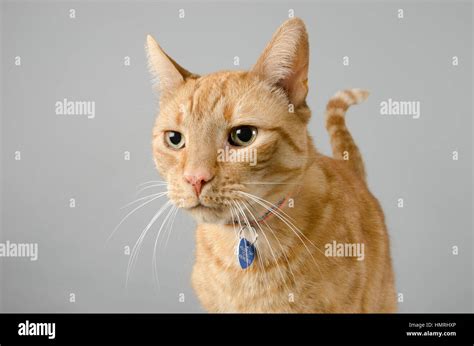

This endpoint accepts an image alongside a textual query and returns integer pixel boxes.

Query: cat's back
[308,154,397,312]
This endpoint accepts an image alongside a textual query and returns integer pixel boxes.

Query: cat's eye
[165,131,185,149]
[229,126,258,147]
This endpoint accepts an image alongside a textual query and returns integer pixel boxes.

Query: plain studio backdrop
[0,0,472,312]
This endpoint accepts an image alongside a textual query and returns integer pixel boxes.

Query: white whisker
[152,204,177,289]
[126,201,172,287]
[162,205,179,251]
[121,192,167,210]
[238,191,324,279]
[238,200,291,294]
[137,180,167,188]
[108,192,168,242]
[240,191,298,223]
[135,183,168,196]
[246,201,297,285]
[239,191,314,248]
[222,205,240,272]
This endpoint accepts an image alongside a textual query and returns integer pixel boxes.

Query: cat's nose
[184,170,213,197]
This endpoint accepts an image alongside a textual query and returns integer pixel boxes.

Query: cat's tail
[325,88,369,182]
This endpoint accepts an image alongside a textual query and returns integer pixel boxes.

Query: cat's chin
[186,204,229,225]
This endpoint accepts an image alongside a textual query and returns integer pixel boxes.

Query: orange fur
[146,18,397,312]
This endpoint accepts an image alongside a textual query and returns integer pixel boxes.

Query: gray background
[0,0,472,312]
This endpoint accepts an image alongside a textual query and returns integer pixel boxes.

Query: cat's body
[191,90,396,313]
[146,18,397,313]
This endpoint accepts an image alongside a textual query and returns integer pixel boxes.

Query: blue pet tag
[238,238,256,269]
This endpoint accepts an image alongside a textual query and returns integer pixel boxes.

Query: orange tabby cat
[146,18,397,312]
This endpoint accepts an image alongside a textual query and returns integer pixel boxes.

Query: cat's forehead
[187,72,250,109]
[166,71,255,121]
[158,70,285,129]
[194,71,247,90]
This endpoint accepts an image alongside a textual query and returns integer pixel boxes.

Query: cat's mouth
[184,196,287,226]
[189,203,216,211]
[185,201,228,224]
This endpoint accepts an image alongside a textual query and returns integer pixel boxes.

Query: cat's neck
[195,153,328,270]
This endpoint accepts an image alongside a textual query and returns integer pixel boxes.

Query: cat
[145,18,397,312]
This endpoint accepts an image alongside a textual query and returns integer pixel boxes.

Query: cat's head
[146,18,311,224]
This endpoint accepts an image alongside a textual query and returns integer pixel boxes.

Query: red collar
[228,195,288,226]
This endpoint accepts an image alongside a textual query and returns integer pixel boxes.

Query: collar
[229,195,288,227]
[252,196,287,225]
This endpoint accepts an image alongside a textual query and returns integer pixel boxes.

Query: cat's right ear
[145,35,196,97]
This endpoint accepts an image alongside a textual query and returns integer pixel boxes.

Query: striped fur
[146,18,397,313]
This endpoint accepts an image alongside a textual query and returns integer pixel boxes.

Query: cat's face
[147,18,311,224]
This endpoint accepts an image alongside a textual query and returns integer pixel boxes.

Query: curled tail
[325,88,369,182]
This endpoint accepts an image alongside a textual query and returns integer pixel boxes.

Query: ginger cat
[146,18,397,312]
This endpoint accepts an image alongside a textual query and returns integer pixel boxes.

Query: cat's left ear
[145,35,197,97]
[251,18,309,108]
